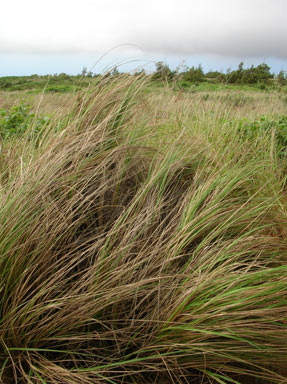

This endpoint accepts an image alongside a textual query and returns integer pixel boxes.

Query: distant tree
[58,73,70,80]
[241,65,256,84]
[277,70,286,86]
[227,63,273,85]
[152,62,174,82]
[238,62,244,72]
[206,70,221,78]
[253,63,273,83]
[182,65,204,83]
[205,70,226,83]
[227,62,244,84]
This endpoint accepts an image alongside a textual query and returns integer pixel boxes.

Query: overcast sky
[1,0,287,75]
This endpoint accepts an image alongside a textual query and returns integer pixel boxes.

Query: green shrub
[238,115,287,157]
[152,61,175,82]
[0,102,49,139]
[182,65,204,83]
[46,84,77,92]
[178,81,190,88]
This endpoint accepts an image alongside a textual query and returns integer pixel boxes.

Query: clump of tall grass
[1,76,287,383]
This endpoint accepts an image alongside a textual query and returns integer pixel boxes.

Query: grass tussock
[1,76,287,384]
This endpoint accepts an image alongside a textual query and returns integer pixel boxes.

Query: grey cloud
[1,0,287,60]
[117,0,287,59]
[120,31,287,60]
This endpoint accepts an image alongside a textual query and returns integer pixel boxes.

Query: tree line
[151,61,287,87]
[0,62,286,92]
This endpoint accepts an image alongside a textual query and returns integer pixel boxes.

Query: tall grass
[1,76,287,383]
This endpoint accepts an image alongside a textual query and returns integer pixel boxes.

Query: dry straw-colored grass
[1,76,287,383]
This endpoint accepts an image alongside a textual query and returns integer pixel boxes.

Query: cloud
[1,0,287,59]
[121,0,287,58]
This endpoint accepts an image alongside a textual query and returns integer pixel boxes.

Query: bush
[227,63,274,85]
[0,102,49,139]
[152,61,175,82]
[238,115,287,157]
[182,65,204,83]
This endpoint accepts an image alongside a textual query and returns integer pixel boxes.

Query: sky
[1,0,287,76]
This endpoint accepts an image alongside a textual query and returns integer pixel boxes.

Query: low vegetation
[0,102,50,139]
[1,61,287,94]
[0,75,287,383]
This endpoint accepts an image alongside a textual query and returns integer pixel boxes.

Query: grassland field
[1,75,287,383]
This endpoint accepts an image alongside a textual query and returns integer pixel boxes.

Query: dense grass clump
[1,77,287,383]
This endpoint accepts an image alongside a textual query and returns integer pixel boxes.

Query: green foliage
[182,64,204,83]
[151,61,276,89]
[46,84,80,93]
[152,61,175,82]
[238,115,287,157]
[226,62,244,84]
[277,70,287,86]
[227,63,274,85]
[205,70,227,83]
[0,73,93,92]
[0,102,49,139]
[0,62,282,93]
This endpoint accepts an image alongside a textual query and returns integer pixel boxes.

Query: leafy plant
[152,61,175,82]
[238,115,287,157]
[0,102,49,139]
[277,70,286,86]
[182,64,204,83]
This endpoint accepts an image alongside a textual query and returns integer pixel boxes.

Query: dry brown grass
[0,90,71,116]
[1,77,287,383]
